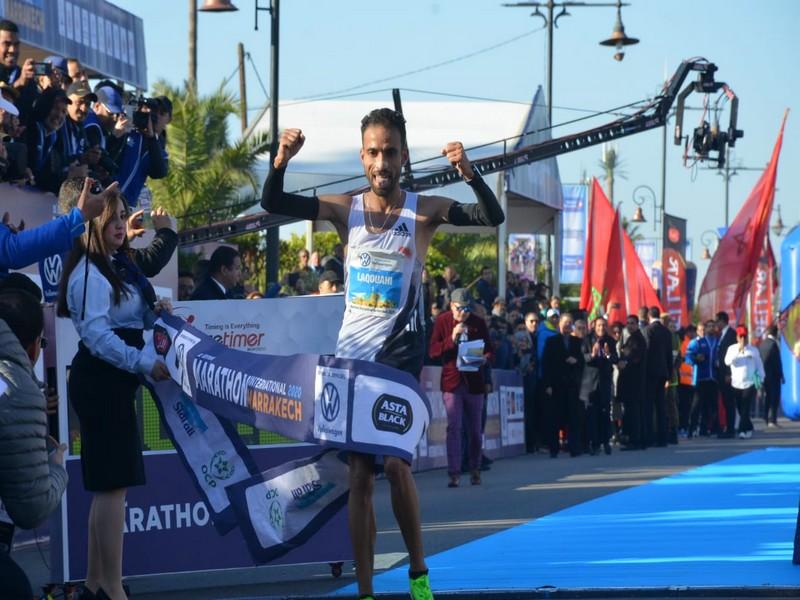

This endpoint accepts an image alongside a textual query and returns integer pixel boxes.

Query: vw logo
[43,255,62,287]
[359,252,371,267]
[320,382,340,422]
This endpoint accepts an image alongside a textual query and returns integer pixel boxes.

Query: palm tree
[148,81,269,229]
[598,144,627,204]
[621,215,644,242]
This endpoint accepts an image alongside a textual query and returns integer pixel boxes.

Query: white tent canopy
[247,98,562,235]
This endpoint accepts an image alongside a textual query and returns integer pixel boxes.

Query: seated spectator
[60,80,99,179]
[318,269,342,294]
[0,177,108,278]
[0,286,68,598]
[190,246,242,300]
[24,87,78,192]
[178,271,195,301]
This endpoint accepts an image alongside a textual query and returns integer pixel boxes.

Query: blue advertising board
[559,184,587,284]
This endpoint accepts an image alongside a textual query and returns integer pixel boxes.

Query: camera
[125,95,159,131]
[32,62,52,77]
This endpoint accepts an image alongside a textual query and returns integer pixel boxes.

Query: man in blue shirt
[685,320,719,437]
[0,178,110,278]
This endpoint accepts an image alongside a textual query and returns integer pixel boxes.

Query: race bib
[347,248,404,316]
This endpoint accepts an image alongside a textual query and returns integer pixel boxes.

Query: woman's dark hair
[57,192,132,317]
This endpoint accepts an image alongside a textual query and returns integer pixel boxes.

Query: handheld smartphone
[32,62,51,77]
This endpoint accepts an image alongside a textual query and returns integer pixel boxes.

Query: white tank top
[335,192,425,374]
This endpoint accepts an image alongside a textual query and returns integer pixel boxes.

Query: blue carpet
[336,448,800,594]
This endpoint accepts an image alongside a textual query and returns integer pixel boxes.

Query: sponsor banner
[560,184,588,284]
[227,450,350,563]
[662,248,689,328]
[3,0,147,88]
[38,253,65,302]
[635,239,659,290]
[663,213,687,260]
[749,241,776,343]
[508,234,537,282]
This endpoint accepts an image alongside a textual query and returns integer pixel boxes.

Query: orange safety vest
[679,337,694,386]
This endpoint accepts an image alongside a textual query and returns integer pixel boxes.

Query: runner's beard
[370,171,396,197]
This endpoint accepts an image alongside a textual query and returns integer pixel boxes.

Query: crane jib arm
[177,58,741,247]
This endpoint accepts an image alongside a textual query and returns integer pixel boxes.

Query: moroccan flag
[662,248,689,328]
[623,231,663,317]
[604,208,628,324]
[698,111,789,321]
[749,239,777,342]
[580,178,616,319]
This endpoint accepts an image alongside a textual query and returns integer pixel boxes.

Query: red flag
[623,232,663,317]
[749,239,777,342]
[698,111,789,321]
[580,179,616,319]
[662,248,689,328]
[603,208,627,324]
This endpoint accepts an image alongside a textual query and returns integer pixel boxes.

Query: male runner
[261,108,504,600]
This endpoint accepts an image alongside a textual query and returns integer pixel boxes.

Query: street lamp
[631,184,659,232]
[700,230,719,260]
[200,0,282,284]
[502,0,638,126]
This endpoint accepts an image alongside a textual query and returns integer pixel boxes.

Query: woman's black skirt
[68,328,146,492]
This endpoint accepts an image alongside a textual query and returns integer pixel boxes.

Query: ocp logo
[320,382,340,422]
[43,255,62,287]
[269,500,283,531]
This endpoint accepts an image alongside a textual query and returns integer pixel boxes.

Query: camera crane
[177,57,741,247]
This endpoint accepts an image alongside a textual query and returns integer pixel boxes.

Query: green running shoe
[409,572,434,600]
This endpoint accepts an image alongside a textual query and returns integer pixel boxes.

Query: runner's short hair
[361,108,407,150]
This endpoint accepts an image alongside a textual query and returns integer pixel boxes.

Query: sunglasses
[453,305,471,312]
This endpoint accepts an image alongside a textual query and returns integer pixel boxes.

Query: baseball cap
[546,308,560,318]
[736,325,748,338]
[66,80,97,102]
[450,288,472,305]
[44,55,68,73]
[95,86,124,114]
[0,95,19,117]
[319,270,342,286]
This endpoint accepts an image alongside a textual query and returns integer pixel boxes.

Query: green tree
[148,80,269,229]
[426,233,498,286]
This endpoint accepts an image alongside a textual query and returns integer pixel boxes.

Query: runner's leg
[348,452,376,596]
[383,456,427,572]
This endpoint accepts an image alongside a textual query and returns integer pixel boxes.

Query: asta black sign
[372,394,413,434]
[663,213,687,260]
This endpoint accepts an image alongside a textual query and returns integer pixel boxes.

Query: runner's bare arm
[426,141,505,228]
[260,128,351,228]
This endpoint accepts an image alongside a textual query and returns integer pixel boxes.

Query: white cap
[546,308,560,318]
[0,96,19,117]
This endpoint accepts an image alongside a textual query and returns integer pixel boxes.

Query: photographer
[115,96,170,206]
[84,85,128,182]
[0,286,68,599]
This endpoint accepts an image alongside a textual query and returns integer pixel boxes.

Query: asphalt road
[18,419,800,600]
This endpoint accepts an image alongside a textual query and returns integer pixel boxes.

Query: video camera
[125,95,160,131]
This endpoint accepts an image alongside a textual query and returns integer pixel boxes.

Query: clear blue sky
[117,0,798,281]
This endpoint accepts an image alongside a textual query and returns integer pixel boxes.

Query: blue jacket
[0,208,85,277]
[115,131,168,206]
[536,320,558,377]
[685,335,717,385]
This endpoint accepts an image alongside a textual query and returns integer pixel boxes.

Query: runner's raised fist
[442,141,474,180]
[274,128,305,169]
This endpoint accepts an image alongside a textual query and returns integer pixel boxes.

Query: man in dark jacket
[715,311,738,437]
[619,315,647,450]
[0,287,68,598]
[587,316,618,455]
[191,246,242,301]
[428,288,493,486]
[759,324,784,427]
[643,307,673,447]
[542,314,585,457]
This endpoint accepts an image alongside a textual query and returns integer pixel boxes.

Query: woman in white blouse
[724,325,765,439]
[57,181,170,600]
